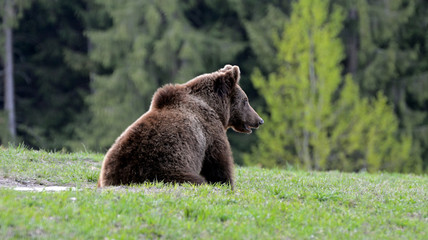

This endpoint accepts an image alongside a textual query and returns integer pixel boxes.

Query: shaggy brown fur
[97,65,263,189]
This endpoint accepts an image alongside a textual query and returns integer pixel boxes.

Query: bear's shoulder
[151,84,189,109]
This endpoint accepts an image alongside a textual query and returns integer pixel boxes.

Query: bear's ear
[218,65,240,83]
[214,66,240,97]
[219,64,233,72]
[229,65,240,84]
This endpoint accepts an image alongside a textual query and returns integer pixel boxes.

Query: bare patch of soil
[0,177,50,188]
[0,176,223,193]
[0,176,76,192]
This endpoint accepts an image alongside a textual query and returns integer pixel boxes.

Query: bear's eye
[243,99,248,105]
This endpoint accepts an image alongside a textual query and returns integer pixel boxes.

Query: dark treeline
[1,0,427,173]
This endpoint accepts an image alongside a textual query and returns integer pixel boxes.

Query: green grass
[0,147,427,239]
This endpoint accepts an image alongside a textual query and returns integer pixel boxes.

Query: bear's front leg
[200,139,235,190]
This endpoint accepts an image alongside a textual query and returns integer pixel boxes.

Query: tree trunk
[308,29,319,170]
[346,8,358,76]
[3,0,17,141]
[302,130,311,170]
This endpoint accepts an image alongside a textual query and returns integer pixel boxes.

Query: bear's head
[187,64,264,133]
[213,65,264,134]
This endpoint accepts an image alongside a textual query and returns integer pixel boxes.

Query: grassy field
[0,146,427,239]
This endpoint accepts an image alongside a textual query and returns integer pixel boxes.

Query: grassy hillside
[0,147,427,239]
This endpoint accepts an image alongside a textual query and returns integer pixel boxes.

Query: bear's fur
[97,65,263,189]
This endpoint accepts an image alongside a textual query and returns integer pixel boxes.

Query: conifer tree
[337,0,427,171]
[245,0,418,172]
[359,0,427,171]
[247,0,345,170]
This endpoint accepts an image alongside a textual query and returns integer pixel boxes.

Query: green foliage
[0,0,32,28]
[0,148,427,239]
[0,0,32,146]
[229,0,290,73]
[330,78,419,173]
[345,0,428,171]
[246,0,344,170]
[2,0,92,150]
[0,111,11,145]
[245,0,419,173]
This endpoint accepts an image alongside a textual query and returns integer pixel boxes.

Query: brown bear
[97,65,263,189]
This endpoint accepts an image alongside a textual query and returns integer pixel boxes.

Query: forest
[1,0,427,173]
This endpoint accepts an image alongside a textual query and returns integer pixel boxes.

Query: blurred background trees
[0,0,427,173]
[245,0,420,173]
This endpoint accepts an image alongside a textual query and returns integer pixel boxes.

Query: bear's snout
[253,117,264,128]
